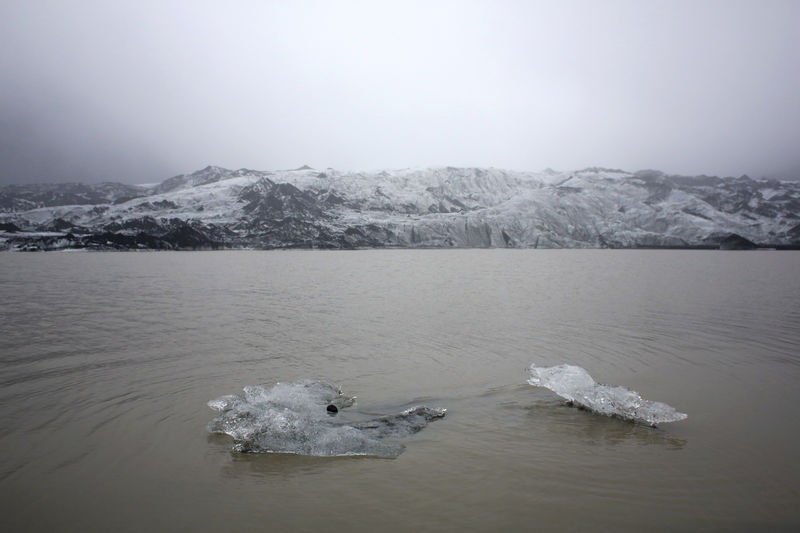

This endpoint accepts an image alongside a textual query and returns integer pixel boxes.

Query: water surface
[1,250,799,531]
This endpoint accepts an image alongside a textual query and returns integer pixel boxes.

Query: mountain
[1,165,799,251]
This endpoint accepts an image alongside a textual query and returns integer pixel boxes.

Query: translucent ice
[527,364,687,427]
[207,380,446,457]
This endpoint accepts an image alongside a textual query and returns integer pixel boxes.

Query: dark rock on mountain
[719,234,758,250]
[240,180,324,220]
[48,218,74,231]
[161,219,219,250]
[0,182,147,210]
[0,222,20,232]
[104,216,164,234]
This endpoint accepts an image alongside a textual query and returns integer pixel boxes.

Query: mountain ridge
[2,166,798,251]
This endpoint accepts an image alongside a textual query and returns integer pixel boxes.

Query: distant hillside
[2,165,798,251]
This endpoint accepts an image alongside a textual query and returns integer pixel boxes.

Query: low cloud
[2,0,799,185]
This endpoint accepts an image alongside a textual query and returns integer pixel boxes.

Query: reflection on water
[476,383,688,450]
[218,445,381,479]
[522,400,689,450]
[1,249,799,532]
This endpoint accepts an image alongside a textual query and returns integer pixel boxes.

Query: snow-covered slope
[1,165,798,250]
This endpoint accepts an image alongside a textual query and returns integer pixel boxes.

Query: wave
[207,380,446,457]
[527,364,687,427]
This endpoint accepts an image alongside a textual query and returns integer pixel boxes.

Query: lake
[1,249,799,531]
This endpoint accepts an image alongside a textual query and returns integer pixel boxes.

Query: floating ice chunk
[527,364,687,427]
[351,406,448,438]
[207,380,445,457]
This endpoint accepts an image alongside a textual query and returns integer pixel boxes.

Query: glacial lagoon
[1,249,799,531]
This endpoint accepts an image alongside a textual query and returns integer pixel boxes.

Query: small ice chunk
[528,363,687,427]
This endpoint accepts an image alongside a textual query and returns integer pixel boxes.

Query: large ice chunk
[207,380,445,457]
[527,364,687,427]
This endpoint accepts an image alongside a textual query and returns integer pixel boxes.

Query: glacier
[527,363,688,427]
[2,165,799,250]
[207,380,446,457]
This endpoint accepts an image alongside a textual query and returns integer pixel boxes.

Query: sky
[1,0,799,185]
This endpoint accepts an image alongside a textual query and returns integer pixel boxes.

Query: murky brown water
[1,249,799,531]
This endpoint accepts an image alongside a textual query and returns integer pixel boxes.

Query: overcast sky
[1,0,799,185]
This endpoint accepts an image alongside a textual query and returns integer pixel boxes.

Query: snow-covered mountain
[1,165,799,251]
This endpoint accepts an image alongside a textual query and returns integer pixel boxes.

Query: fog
[1,0,799,185]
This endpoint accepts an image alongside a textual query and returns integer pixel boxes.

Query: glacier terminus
[1,165,798,251]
